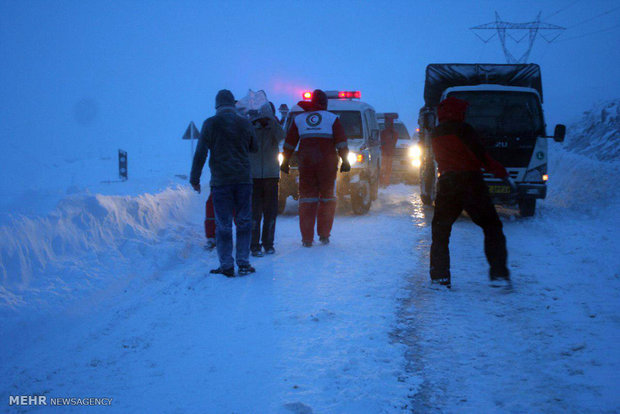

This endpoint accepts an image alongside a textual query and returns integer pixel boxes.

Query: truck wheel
[518,198,536,217]
[420,161,436,206]
[351,181,371,215]
[278,196,287,215]
[420,193,433,206]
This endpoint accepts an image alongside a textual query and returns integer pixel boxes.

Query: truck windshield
[286,110,363,139]
[447,91,544,138]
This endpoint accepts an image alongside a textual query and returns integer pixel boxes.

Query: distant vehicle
[418,63,566,217]
[279,90,381,215]
[376,112,421,184]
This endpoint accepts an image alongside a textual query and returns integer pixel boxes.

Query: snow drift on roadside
[0,186,195,310]
[545,99,620,214]
[564,99,619,162]
[546,149,620,214]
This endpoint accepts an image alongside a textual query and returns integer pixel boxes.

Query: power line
[567,5,620,29]
[544,0,581,20]
[556,23,620,42]
[470,12,565,63]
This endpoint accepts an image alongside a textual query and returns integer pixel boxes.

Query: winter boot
[302,241,313,247]
[319,236,330,245]
[490,268,511,288]
[210,267,235,277]
[264,247,276,255]
[431,275,451,289]
[238,264,256,276]
[251,249,264,257]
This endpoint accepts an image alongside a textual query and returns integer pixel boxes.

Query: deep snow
[1,104,619,412]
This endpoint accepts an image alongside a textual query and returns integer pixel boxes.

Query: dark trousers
[211,183,252,269]
[251,178,279,251]
[204,194,215,240]
[430,172,508,279]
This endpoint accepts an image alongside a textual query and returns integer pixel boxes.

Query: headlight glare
[347,152,357,165]
[409,144,422,159]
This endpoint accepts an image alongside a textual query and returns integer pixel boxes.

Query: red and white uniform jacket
[283,110,348,166]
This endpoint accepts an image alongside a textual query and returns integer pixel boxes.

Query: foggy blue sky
[1,0,619,163]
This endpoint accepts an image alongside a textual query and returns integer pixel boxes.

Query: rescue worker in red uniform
[280,89,350,247]
[430,96,512,288]
[380,116,398,187]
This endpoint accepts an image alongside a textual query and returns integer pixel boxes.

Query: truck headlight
[278,153,284,166]
[408,144,422,159]
[409,144,422,168]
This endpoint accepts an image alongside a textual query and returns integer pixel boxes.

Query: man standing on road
[190,89,258,277]
[249,102,284,256]
[280,89,350,247]
[380,115,398,187]
[430,96,512,288]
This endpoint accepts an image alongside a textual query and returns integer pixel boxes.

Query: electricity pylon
[471,12,565,63]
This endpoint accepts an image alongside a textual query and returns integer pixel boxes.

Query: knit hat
[215,89,235,109]
[437,96,469,122]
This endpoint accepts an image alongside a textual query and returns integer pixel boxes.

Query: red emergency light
[302,91,313,100]
[338,91,361,99]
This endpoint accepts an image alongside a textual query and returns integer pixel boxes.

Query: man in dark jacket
[380,116,398,187]
[190,89,258,277]
[280,89,350,247]
[430,96,511,288]
[249,102,284,256]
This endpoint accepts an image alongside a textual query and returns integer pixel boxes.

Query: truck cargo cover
[424,64,543,107]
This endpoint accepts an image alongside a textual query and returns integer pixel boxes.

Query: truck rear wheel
[351,181,371,215]
[518,198,536,217]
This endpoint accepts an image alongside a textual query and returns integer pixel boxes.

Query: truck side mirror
[553,124,566,143]
[418,112,435,130]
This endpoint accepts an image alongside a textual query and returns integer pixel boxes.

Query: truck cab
[279,90,381,214]
[418,64,566,217]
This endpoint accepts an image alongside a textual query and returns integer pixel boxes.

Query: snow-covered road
[1,179,619,412]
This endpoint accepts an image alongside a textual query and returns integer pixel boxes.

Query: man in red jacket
[430,96,512,288]
[280,89,350,247]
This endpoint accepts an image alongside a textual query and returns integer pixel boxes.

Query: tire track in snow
[395,187,620,412]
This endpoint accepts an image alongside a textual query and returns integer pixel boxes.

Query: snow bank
[547,149,620,214]
[544,99,620,214]
[564,99,620,162]
[0,186,195,310]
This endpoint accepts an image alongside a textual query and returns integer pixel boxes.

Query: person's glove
[340,159,351,173]
[191,182,201,193]
[280,162,290,175]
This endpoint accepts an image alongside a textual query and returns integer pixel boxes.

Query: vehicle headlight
[524,170,542,182]
[409,144,422,168]
[347,152,358,165]
[278,153,284,166]
[408,144,422,159]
